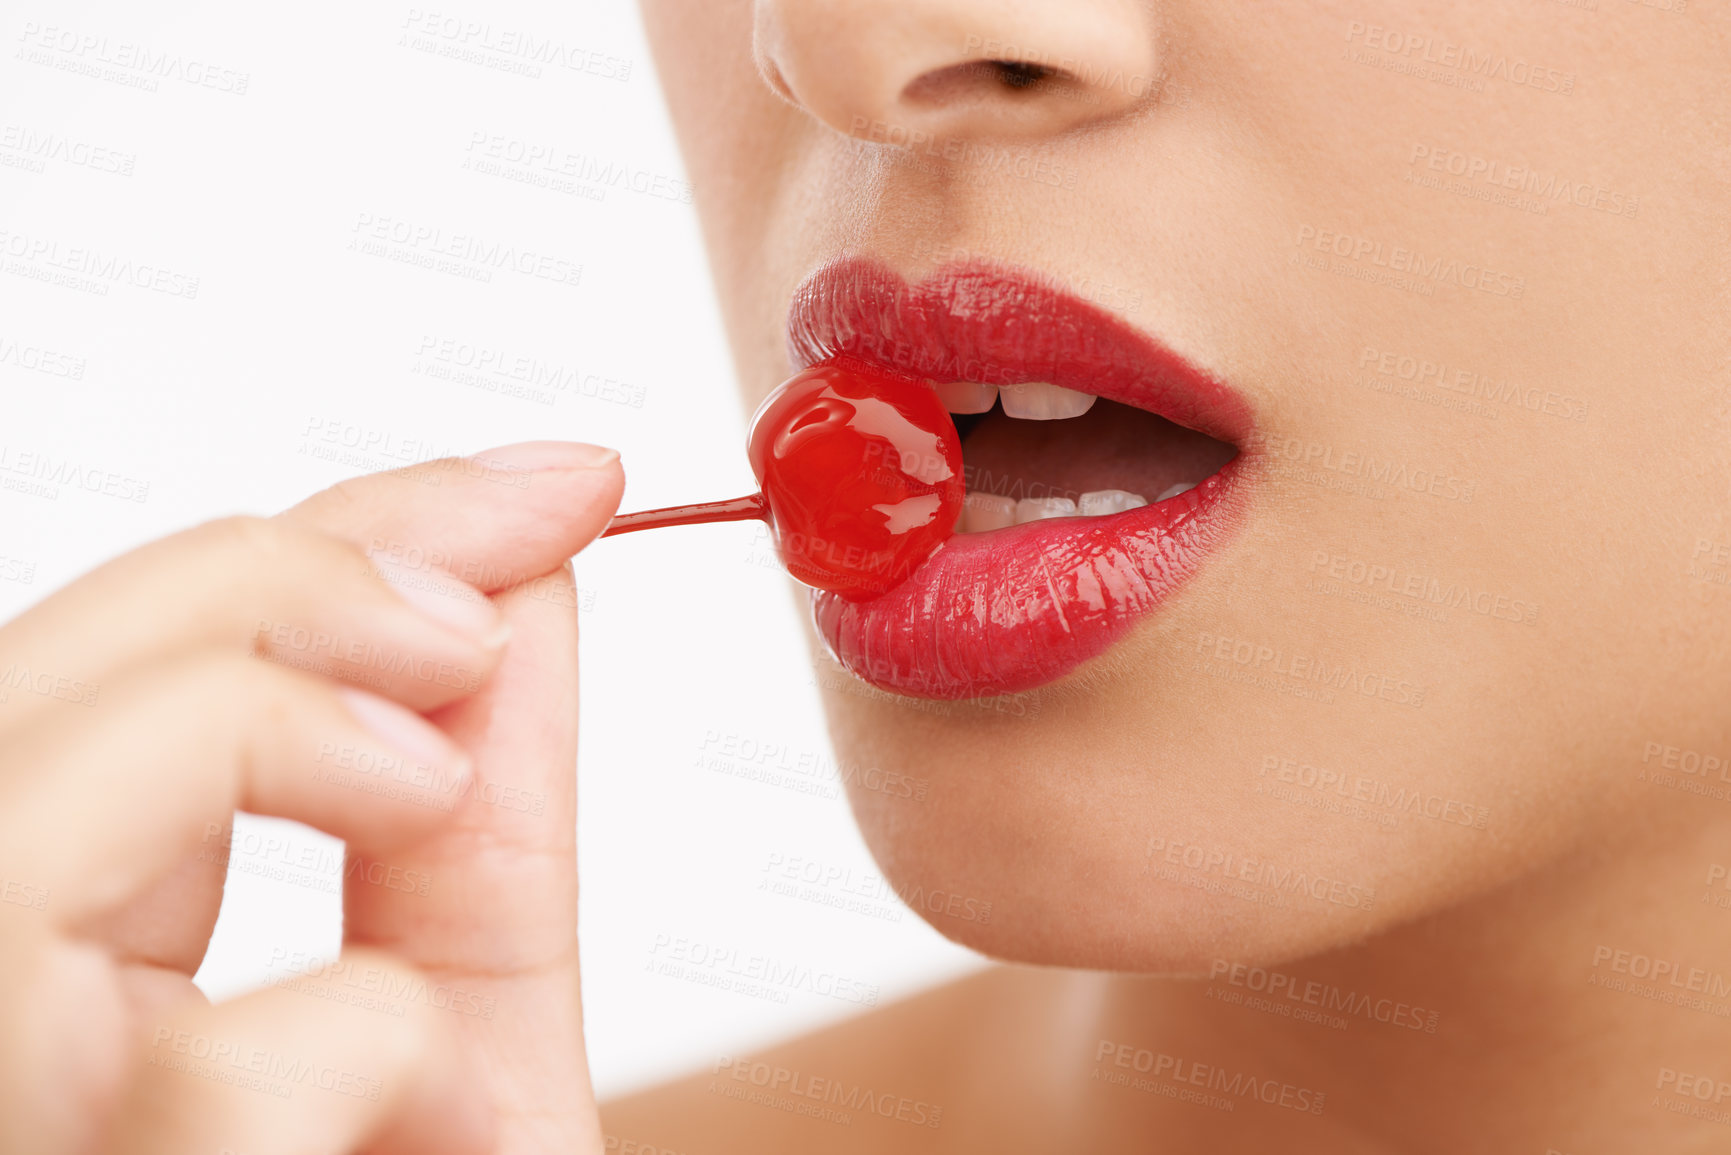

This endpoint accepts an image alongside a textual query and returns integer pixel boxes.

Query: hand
[0,440,624,1155]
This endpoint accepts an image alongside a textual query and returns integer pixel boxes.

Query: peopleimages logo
[1259,753,1493,829]
[463,132,691,203]
[1307,550,1538,628]
[0,445,149,503]
[1357,346,1588,422]
[398,9,632,81]
[1094,1040,1327,1115]
[348,212,583,288]
[1591,946,1731,999]
[1247,433,1477,505]
[1193,631,1427,710]
[0,226,200,299]
[1145,834,1377,911]
[1207,959,1441,1033]
[0,334,86,379]
[761,852,992,924]
[845,116,1078,189]
[1343,21,1576,96]
[710,1057,943,1128]
[0,124,136,175]
[14,22,251,94]
[1293,225,1525,298]
[647,933,880,1007]
[1407,144,1638,219]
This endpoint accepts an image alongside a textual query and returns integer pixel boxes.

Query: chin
[837,734,1407,977]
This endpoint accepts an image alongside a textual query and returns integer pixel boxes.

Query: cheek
[638,0,805,328]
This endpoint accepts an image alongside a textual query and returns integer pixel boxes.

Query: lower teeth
[1077,489,1149,517]
[954,488,1159,533]
[1015,497,1076,524]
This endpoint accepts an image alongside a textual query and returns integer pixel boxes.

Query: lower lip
[811,456,1248,699]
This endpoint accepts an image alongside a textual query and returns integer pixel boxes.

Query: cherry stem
[600,493,768,537]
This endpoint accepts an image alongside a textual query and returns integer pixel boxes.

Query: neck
[1075,807,1731,1151]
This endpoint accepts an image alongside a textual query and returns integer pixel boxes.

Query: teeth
[935,381,999,414]
[1000,382,1096,421]
[1014,497,1078,524]
[955,493,1018,534]
[1077,489,1148,517]
[1155,481,1197,502]
[958,490,1157,533]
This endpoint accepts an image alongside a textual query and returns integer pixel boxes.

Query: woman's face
[637,0,1730,971]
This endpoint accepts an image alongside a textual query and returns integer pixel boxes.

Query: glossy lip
[789,256,1256,700]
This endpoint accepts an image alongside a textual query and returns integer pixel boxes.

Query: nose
[753,0,1162,144]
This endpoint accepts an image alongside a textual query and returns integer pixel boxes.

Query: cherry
[602,356,965,601]
[747,357,966,598]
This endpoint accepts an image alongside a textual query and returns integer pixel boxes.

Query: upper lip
[785,255,1255,445]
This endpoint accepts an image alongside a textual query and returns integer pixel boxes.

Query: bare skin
[4,1,1727,1151]
[0,444,625,1154]
[605,0,1731,1151]
[606,826,1731,1151]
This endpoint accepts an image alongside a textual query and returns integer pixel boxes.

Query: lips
[789,257,1255,699]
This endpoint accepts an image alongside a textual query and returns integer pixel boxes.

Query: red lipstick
[790,257,1255,699]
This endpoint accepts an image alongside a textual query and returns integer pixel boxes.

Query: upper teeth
[940,381,1096,420]
[934,381,998,413]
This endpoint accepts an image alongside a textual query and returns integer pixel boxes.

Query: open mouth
[787,257,1254,699]
[945,386,1238,533]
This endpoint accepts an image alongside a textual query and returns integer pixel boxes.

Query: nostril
[755,0,1160,143]
[992,60,1054,90]
[901,58,1079,111]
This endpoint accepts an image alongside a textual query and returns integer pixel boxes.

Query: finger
[345,567,607,1152]
[85,851,231,976]
[106,949,494,1155]
[0,654,474,928]
[283,440,624,595]
[114,961,209,1023]
[306,442,620,1151]
[346,568,579,967]
[0,515,510,732]
[0,927,131,1155]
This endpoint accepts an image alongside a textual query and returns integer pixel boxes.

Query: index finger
[282,441,625,594]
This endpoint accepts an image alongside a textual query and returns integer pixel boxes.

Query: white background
[0,0,985,1098]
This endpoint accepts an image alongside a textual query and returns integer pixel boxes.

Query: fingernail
[376,561,512,649]
[470,441,620,472]
[338,688,473,789]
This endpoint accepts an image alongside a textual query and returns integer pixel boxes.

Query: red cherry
[747,357,965,600]
[600,356,965,600]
